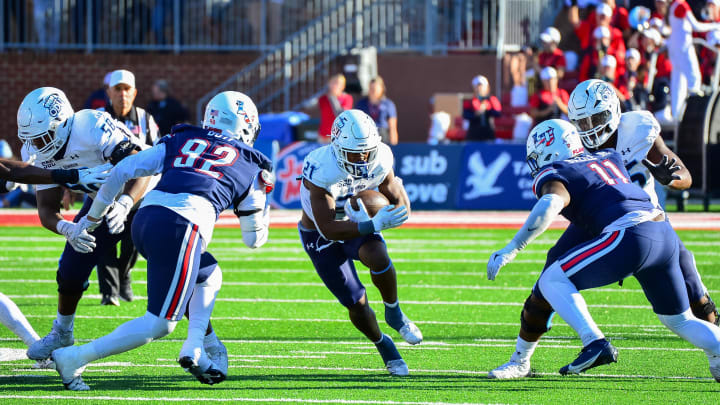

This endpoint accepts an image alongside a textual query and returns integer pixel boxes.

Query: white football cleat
[52,346,89,391]
[708,353,720,382]
[32,358,55,370]
[27,320,74,360]
[205,334,228,376]
[488,360,531,379]
[386,359,409,376]
[398,322,423,345]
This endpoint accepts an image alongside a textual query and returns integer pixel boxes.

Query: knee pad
[144,312,177,339]
[197,263,223,289]
[56,271,89,295]
[520,293,555,334]
[691,293,719,326]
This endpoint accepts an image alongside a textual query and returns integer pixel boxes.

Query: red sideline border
[1,209,719,230]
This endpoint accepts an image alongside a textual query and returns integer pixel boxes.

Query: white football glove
[487,244,519,281]
[76,163,113,186]
[345,199,371,223]
[370,204,409,232]
[57,220,97,254]
[105,194,134,234]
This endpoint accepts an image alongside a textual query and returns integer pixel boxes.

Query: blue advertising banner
[455,143,536,210]
[391,144,465,210]
[270,141,321,209]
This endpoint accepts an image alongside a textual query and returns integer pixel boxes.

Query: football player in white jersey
[0,158,110,368]
[15,87,154,362]
[488,79,716,379]
[299,109,417,376]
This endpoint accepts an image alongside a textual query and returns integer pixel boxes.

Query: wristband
[51,169,79,184]
[358,220,375,235]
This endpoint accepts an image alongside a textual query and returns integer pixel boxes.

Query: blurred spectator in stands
[668,0,720,118]
[146,79,190,136]
[653,0,669,19]
[0,140,36,209]
[619,48,651,109]
[84,72,112,110]
[529,67,570,125]
[538,27,567,78]
[503,47,533,107]
[566,0,601,31]
[604,0,632,39]
[354,77,399,145]
[318,74,353,142]
[462,75,502,142]
[706,0,720,21]
[640,28,674,122]
[152,0,179,45]
[599,55,629,104]
[580,26,624,81]
[428,112,451,145]
[701,29,720,85]
[33,0,60,51]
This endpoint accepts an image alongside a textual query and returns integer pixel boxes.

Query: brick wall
[0,51,258,155]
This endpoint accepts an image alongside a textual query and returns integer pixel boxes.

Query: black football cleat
[559,338,618,375]
[178,356,226,385]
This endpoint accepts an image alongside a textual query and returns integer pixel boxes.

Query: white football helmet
[526,119,584,177]
[203,91,260,146]
[330,109,381,178]
[17,87,74,161]
[567,79,621,149]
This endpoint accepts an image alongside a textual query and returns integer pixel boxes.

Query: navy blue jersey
[154,125,271,217]
[532,149,654,235]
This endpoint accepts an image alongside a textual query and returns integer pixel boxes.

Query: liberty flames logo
[533,126,555,147]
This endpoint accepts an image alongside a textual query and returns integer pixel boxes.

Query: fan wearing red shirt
[462,75,502,142]
[529,67,569,125]
[538,27,567,78]
[579,26,626,81]
[318,74,353,142]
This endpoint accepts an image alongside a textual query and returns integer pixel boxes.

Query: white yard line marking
[0,395,495,405]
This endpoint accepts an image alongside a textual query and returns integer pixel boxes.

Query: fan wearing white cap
[572,2,624,51]
[463,75,503,141]
[529,67,570,124]
[667,0,720,118]
[579,24,626,82]
[538,27,567,79]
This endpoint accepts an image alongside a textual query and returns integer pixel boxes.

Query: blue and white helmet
[568,79,622,149]
[330,109,381,178]
[17,87,74,161]
[203,91,260,146]
[526,119,584,177]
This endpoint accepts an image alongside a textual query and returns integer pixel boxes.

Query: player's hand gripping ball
[349,190,389,217]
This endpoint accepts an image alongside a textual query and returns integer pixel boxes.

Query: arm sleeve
[235,178,270,249]
[89,144,166,217]
[685,6,720,32]
[508,193,565,251]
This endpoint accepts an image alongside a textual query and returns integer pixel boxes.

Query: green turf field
[0,226,719,404]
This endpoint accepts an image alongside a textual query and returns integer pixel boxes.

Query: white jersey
[300,143,394,229]
[615,110,660,206]
[22,109,133,196]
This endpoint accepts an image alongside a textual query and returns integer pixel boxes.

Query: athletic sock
[0,293,40,346]
[374,333,402,363]
[182,264,221,372]
[55,312,74,332]
[384,301,409,331]
[509,337,539,364]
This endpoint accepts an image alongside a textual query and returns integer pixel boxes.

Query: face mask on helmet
[17,88,73,161]
[571,109,612,149]
[203,91,260,146]
[330,110,381,178]
[335,146,378,178]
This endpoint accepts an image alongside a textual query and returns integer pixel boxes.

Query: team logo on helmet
[533,126,555,147]
[236,100,252,125]
[43,93,65,118]
[595,83,613,102]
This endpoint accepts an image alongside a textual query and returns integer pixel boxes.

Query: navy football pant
[132,205,206,321]
[298,223,384,308]
[538,221,688,315]
[535,222,707,303]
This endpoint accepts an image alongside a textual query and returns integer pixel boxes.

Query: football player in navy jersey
[0,158,110,369]
[49,91,273,391]
[488,119,720,381]
[489,79,717,380]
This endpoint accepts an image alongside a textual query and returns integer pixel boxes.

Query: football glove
[642,155,682,186]
[370,204,409,232]
[57,220,97,254]
[345,199,371,223]
[487,244,519,281]
[77,163,113,186]
[105,194,134,234]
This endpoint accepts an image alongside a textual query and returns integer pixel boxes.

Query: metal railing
[2,0,517,53]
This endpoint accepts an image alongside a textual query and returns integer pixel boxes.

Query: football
[349,189,390,217]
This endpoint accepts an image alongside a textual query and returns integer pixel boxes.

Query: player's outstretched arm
[379,168,411,217]
[645,136,691,190]
[0,158,108,189]
[487,181,569,280]
[234,170,275,249]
